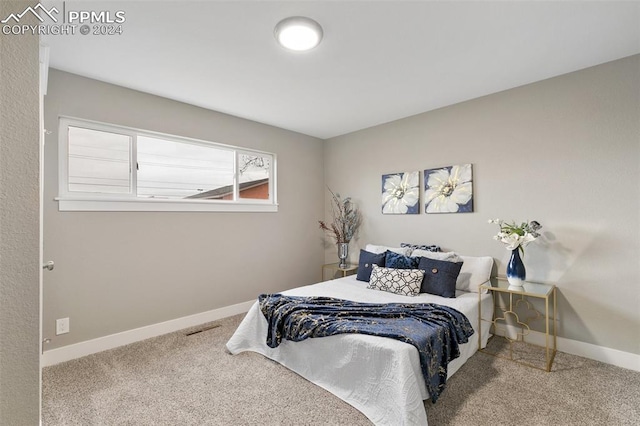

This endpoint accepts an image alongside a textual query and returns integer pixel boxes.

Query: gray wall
[324,55,640,355]
[43,69,325,349]
[43,57,640,358]
[0,1,41,423]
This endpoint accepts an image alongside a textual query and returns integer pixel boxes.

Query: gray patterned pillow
[400,242,441,253]
[367,265,424,296]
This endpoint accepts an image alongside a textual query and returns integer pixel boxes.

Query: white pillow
[365,244,412,256]
[412,249,462,263]
[456,255,494,293]
[367,265,424,296]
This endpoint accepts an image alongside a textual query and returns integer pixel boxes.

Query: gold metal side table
[479,277,557,372]
[322,263,358,281]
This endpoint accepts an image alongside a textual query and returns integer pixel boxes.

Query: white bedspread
[226,275,493,426]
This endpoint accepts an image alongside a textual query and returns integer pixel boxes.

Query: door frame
[38,41,50,422]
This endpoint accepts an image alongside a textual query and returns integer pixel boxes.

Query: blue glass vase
[506,248,526,287]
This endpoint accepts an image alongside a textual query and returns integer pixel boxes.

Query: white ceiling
[43,1,640,139]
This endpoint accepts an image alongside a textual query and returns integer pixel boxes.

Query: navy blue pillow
[417,257,463,298]
[356,250,386,282]
[385,250,419,269]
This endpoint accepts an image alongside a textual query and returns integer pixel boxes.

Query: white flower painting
[424,164,473,213]
[381,171,420,214]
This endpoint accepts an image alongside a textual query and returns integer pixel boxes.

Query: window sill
[55,197,278,212]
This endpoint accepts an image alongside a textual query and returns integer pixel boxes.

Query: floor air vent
[185,324,220,336]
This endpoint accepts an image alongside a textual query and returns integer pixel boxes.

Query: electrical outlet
[56,317,69,335]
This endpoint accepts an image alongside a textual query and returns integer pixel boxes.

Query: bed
[226,249,494,426]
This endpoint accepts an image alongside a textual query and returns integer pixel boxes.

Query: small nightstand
[322,263,358,281]
[479,277,557,372]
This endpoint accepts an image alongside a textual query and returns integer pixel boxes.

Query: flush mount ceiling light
[274,16,323,51]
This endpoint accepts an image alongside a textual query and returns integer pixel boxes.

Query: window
[68,126,132,194]
[57,117,277,212]
[135,135,234,200]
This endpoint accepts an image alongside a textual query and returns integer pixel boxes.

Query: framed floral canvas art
[424,164,473,213]
[381,171,420,214]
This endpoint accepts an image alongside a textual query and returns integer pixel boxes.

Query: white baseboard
[42,301,640,372]
[494,325,640,372]
[41,299,255,367]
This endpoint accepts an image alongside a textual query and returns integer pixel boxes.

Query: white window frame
[56,117,277,212]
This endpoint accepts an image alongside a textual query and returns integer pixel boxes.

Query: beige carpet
[43,314,640,425]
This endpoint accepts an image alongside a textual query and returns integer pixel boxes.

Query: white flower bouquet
[489,219,542,251]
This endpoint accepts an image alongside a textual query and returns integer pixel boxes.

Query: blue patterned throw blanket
[258,294,474,402]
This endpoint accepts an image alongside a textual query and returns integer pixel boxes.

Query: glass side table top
[481,277,554,298]
[323,263,358,272]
